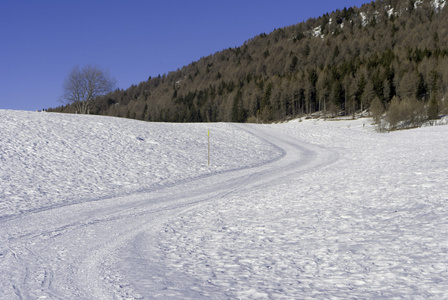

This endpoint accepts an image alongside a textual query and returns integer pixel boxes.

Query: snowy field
[0,109,447,299]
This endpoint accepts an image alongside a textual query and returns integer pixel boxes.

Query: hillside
[0,110,279,218]
[50,0,448,125]
[1,110,448,298]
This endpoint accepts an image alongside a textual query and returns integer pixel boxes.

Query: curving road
[0,124,336,299]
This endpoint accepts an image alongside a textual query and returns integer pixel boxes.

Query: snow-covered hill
[1,110,447,299]
[0,110,281,219]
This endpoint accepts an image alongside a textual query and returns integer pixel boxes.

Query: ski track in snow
[1,110,448,299]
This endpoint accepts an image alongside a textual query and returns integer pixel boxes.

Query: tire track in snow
[0,123,335,299]
[111,123,338,299]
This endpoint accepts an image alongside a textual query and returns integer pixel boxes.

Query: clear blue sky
[0,0,370,111]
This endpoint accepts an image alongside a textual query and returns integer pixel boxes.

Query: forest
[50,0,448,130]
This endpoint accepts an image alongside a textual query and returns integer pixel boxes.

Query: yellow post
[208,129,210,166]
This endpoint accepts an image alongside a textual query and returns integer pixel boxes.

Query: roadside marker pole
[208,129,210,166]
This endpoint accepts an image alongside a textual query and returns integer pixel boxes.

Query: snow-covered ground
[1,110,447,299]
[0,110,280,219]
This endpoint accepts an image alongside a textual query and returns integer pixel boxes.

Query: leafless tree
[61,65,116,114]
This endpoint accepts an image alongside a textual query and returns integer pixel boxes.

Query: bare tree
[61,65,116,114]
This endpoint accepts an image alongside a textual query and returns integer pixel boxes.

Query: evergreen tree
[49,0,448,126]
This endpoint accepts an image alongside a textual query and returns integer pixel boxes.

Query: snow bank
[0,110,281,219]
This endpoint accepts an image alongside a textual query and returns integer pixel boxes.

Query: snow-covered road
[1,110,447,299]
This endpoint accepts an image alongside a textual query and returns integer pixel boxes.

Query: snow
[312,26,324,39]
[0,110,280,219]
[415,0,424,9]
[360,12,368,27]
[432,0,446,10]
[387,6,395,17]
[1,110,448,299]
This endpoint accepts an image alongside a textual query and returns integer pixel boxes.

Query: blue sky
[0,0,370,111]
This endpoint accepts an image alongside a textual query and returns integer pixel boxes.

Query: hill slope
[0,110,280,219]
[51,0,448,124]
[1,110,448,298]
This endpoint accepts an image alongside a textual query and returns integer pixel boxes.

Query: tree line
[50,0,448,129]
